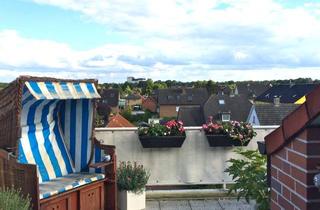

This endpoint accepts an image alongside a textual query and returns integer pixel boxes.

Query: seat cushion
[39,173,105,199]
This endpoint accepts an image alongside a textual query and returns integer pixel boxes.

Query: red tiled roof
[107,114,134,128]
[142,97,157,112]
[265,85,320,155]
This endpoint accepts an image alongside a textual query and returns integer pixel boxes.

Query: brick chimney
[265,85,320,210]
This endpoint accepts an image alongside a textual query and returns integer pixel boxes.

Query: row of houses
[98,83,319,127]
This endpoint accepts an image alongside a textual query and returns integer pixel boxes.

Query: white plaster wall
[95,126,276,186]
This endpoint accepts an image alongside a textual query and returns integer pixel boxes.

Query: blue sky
[1,0,320,82]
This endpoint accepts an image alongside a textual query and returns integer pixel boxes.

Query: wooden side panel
[40,192,77,210]
[79,182,104,210]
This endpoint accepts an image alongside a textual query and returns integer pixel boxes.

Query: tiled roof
[236,83,270,99]
[126,93,142,100]
[157,88,209,105]
[255,84,318,103]
[253,103,299,125]
[265,85,320,155]
[177,106,205,126]
[107,114,134,127]
[203,94,252,122]
[142,97,157,112]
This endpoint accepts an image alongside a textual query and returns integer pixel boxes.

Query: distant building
[125,93,142,107]
[203,94,252,123]
[157,88,209,118]
[255,84,318,104]
[107,114,134,127]
[247,101,298,126]
[127,76,146,84]
[99,88,120,114]
[177,107,204,126]
[236,83,270,100]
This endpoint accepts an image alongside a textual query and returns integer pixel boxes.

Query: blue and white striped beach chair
[0,76,116,210]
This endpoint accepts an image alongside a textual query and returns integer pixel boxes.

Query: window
[103,99,108,104]
[110,93,115,97]
[222,114,230,122]
[167,95,173,100]
[187,95,193,101]
[218,99,225,105]
[252,115,256,124]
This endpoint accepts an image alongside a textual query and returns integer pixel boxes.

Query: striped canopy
[25,81,100,100]
[18,80,103,184]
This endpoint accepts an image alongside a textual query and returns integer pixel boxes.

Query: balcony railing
[95,126,277,187]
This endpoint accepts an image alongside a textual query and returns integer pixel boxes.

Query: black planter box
[257,141,266,155]
[138,135,186,148]
[206,134,249,147]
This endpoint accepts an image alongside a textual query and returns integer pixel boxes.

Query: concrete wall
[96,126,276,186]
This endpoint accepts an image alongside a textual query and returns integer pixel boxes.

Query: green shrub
[117,161,150,194]
[225,149,269,210]
[0,187,31,210]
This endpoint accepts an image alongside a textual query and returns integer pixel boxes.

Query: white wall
[95,126,276,186]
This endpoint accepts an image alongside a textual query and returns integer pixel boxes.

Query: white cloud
[1,0,320,82]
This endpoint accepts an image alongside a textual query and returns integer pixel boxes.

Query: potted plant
[138,120,186,148]
[117,161,150,210]
[203,116,256,147]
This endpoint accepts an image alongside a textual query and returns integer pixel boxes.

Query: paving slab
[189,200,221,210]
[218,199,256,210]
[160,200,191,210]
[146,201,160,210]
[146,199,256,210]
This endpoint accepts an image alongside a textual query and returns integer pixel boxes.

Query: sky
[1,0,320,83]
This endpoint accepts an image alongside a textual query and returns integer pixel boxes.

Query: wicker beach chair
[0,76,116,210]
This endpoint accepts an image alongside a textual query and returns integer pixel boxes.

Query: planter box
[206,135,249,147]
[118,190,146,210]
[138,136,186,148]
[257,141,266,155]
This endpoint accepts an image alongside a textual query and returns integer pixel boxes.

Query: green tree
[225,149,269,210]
[206,80,216,94]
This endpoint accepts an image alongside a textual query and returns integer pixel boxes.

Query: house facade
[156,88,209,118]
[125,93,142,108]
[203,94,252,123]
[99,88,120,114]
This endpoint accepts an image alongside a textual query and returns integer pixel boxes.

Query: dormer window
[219,100,225,105]
[221,113,230,122]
